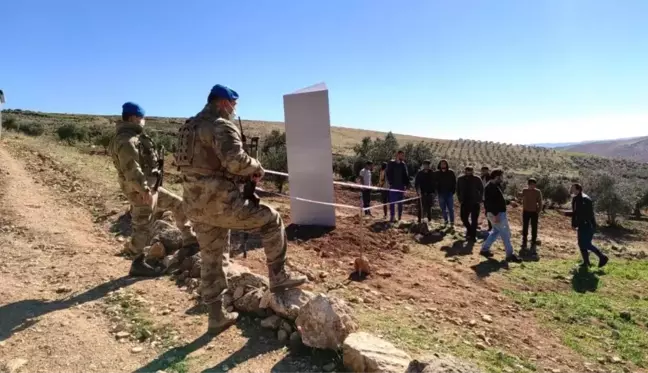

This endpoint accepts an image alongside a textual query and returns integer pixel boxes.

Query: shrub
[260,146,288,193]
[549,183,571,206]
[333,155,355,181]
[93,128,115,154]
[57,123,88,144]
[3,117,19,131]
[584,172,634,225]
[19,122,45,136]
[150,132,176,154]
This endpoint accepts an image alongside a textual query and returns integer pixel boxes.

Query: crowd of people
[357,151,610,267]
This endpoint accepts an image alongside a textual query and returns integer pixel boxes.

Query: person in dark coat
[435,159,456,225]
[480,169,521,263]
[456,166,484,241]
[414,160,436,223]
[386,150,410,222]
[480,166,492,231]
[378,162,389,218]
[570,183,609,268]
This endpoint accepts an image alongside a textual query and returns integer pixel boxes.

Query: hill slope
[560,136,648,162]
[4,109,648,193]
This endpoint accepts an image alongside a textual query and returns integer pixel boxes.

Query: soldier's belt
[182,171,244,183]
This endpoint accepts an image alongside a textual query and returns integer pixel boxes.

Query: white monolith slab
[283,83,336,227]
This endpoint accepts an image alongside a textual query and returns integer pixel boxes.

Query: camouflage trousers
[129,187,197,253]
[183,177,287,304]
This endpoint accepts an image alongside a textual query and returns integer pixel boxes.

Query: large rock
[149,219,183,253]
[226,266,268,293]
[405,353,484,373]
[343,332,411,373]
[296,294,358,350]
[233,288,264,313]
[262,288,315,320]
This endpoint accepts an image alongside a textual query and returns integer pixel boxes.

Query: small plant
[19,122,45,136]
[3,117,20,131]
[57,123,88,144]
[93,128,115,154]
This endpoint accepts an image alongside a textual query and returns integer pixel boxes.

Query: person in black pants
[357,161,374,216]
[571,183,609,268]
[378,162,389,218]
[480,166,492,232]
[414,160,436,223]
[457,166,484,241]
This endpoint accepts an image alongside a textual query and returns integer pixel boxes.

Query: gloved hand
[252,166,265,182]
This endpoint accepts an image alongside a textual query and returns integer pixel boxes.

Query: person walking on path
[435,159,456,226]
[521,178,543,256]
[386,150,410,222]
[414,160,436,223]
[571,183,609,268]
[378,162,389,219]
[457,166,484,241]
[357,161,374,216]
[480,166,492,232]
[480,169,521,263]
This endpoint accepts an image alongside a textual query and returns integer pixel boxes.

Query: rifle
[237,117,260,258]
[152,145,165,192]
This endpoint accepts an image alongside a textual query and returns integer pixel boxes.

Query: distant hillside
[532,142,581,148]
[560,136,648,162]
[4,109,648,195]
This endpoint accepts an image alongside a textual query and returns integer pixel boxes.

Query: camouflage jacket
[175,105,260,179]
[109,121,160,195]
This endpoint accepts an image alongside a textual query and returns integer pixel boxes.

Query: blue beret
[122,102,145,117]
[209,84,239,100]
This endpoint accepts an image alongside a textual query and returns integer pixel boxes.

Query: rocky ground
[1,134,647,373]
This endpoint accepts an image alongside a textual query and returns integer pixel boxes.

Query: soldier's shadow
[110,210,133,237]
[0,276,141,342]
[132,317,285,373]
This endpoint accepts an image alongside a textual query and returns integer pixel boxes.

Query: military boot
[268,261,308,293]
[207,301,238,334]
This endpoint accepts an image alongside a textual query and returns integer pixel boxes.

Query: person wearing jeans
[386,150,410,222]
[435,159,456,225]
[571,183,609,268]
[480,166,492,232]
[480,169,521,262]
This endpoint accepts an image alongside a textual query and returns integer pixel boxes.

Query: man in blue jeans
[435,159,457,226]
[571,183,609,268]
[480,169,521,263]
[386,150,410,222]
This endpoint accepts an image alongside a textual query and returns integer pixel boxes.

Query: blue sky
[1,0,647,144]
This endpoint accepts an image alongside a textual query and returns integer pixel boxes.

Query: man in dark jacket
[414,160,436,223]
[571,183,608,268]
[457,166,483,241]
[480,169,521,262]
[480,166,492,231]
[386,150,410,222]
[435,159,456,225]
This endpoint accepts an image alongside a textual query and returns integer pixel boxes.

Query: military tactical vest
[137,133,160,176]
[174,113,228,177]
[113,124,159,177]
[175,119,196,168]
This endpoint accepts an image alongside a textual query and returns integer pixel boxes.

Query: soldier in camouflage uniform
[175,85,307,333]
[109,102,197,256]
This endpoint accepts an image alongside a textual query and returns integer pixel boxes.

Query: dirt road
[0,144,314,373]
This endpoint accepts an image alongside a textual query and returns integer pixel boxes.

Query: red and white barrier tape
[257,186,420,212]
[263,169,410,194]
